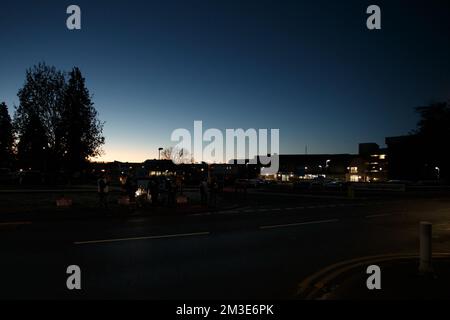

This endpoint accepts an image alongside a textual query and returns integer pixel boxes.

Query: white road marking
[259,219,339,230]
[74,231,210,245]
[128,218,147,223]
[365,213,392,219]
[189,212,211,216]
[0,221,32,227]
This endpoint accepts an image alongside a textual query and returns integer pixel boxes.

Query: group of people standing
[149,177,177,207]
[97,173,221,209]
[200,177,219,207]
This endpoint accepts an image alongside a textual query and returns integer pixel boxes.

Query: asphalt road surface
[1,192,450,299]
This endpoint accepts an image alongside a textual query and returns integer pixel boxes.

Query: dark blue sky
[1,0,450,161]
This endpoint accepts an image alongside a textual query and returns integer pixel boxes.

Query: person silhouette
[97,174,109,209]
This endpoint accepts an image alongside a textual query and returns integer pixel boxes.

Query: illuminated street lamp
[435,167,440,180]
[158,147,163,160]
[326,159,331,167]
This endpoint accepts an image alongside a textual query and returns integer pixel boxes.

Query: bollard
[419,221,433,274]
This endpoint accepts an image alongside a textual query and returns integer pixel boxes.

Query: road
[1,191,450,299]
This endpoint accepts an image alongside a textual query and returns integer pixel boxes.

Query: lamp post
[435,167,440,181]
[158,147,163,160]
[326,159,331,174]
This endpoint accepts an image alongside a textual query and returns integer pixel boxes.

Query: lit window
[350,167,358,174]
[379,154,386,160]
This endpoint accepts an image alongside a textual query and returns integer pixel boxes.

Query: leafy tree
[416,102,450,139]
[0,102,14,167]
[60,67,104,173]
[415,101,450,179]
[14,63,65,170]
[14,63,104,174]
[16,113,49,170]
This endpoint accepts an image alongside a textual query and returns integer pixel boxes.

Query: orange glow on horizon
[92,146,158,163]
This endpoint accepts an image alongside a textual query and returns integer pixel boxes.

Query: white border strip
[260,219,339,230]
[74,231,210,245]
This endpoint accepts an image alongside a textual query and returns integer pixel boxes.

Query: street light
[158,147,163,160]
[326,159,331,167]
[435,167,440,180]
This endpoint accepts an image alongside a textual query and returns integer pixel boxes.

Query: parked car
[310,179,325,189]
[324,180,345,190]
[415,180,442,186]
[261,179,277,186]
[292,181,311,190]
[17,170,44,185]
[387,180,413,186]
[235,178,265,188]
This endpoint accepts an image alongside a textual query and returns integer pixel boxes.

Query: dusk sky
[1,0,450,162]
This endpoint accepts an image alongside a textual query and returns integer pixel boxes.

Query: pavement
[0,188,239,222]
[1,190,450,299]
[298,253,450,299]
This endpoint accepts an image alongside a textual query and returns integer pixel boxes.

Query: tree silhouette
[14,63,65,170]
[415,101,450,180]
[161,147,193,164]
[60,67,104,174]
[16,113,49,171]
[416,102,450,139]
[0,102,14,167]
[14,63,104,174]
